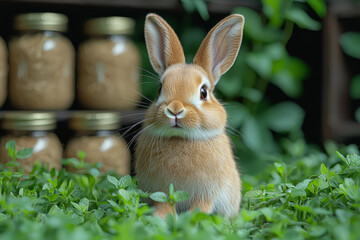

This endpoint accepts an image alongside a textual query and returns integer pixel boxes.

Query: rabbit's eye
[158,84,162,95]
[200,85,207,100]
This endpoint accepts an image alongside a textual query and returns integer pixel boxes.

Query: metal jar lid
[69,112,121,131]
[83,17,135,36]
[13,12,69,32]
[1,112,57,131]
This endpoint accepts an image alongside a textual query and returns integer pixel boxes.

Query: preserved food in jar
[9,13,75,110]
[78,17,140,110]
[0,112,63,172]
[65,112,131,175]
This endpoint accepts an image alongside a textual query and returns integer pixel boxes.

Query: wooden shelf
[322,0,360,142]
[327,0,360,18]
[0,0,261,14]
[0,109,146,126]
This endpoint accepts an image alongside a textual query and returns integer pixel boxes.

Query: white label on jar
[43,40,56,51]
[100,138,114,152]
[96,62,106,83]
[17,61,27,79]
[33,137,48,153]
[111,36,126,56]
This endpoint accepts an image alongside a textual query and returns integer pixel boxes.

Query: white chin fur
[147,124,223,140]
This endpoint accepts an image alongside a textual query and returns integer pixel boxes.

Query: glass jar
[0,112,63,172]
[8,13,75,110]
[77,17,141,110]
[0,36,7,107]
[64,112,131,176]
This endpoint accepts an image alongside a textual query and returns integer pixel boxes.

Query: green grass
[0,140,359,240]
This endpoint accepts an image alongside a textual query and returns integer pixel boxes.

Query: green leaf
[320,163,328,175]
[274,162,285,179]
[49,205,64,215]
[107,199,121,209]
[233,7,280,42]
[150,192,169,202]
[336,209,354,223]
[225,102,249,129]
[307,0,327,17]
[47,194,59,202]
[193,0,209,21]
[265,43,287,60]
[242,116,275,152]
[313,208,332,215]
[79,198,89,212]
[247,52,272,78]
[272,70,301,97]
[58,181,68,196]
[118,189,130,203]
[260,207,274,221]
[169,184,174,197]
[262,0,284,27]
[337,151,349,166]
[118,175,132,188]
[233,7,262,39]
[339,178,359,201]
[244,190,263,198]
[217,75,243,98]
[5,140,16,161]
[291,189,307,198]
[5,140,16,152]
[107,175,119,188]
[62,157,80,167]
[77,150,86,160]
[350,75,360,99]
[285,8,321,31]
[19,188,24,196]
[67,210,85,224]
[296,179,312,190]
[271,57,308,98]
[93,209,104,220]
[242,88,263,103]
[71,202,83,212]
[314,176,329,190]
[264,102,305,133]
[347,153,360,168]
[340,32,360,59]
[309,225,327,237]
[356,107,360,123]
[89,168,100,177]
[181,0,209,20]
[16,148,33,159]
[173,191,189,202]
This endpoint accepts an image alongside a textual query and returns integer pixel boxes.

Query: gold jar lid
[14,12,68,32]
[69,112,121,131]
[83,17,135,36]
[1,112,57,131]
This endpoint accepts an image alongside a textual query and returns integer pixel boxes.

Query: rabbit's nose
[165,100,185,119]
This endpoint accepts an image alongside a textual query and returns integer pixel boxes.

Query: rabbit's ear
[145,13,185,76]
[193,14,244,85]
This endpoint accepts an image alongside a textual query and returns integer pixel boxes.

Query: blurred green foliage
[138,0,326,172]
[340,32,360,123]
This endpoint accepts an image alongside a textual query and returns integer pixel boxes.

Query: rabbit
[135,13,245,219]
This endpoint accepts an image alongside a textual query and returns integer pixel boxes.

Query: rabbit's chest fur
[135,131,238,200]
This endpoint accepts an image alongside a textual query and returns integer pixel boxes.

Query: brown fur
[135,13,245,219]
